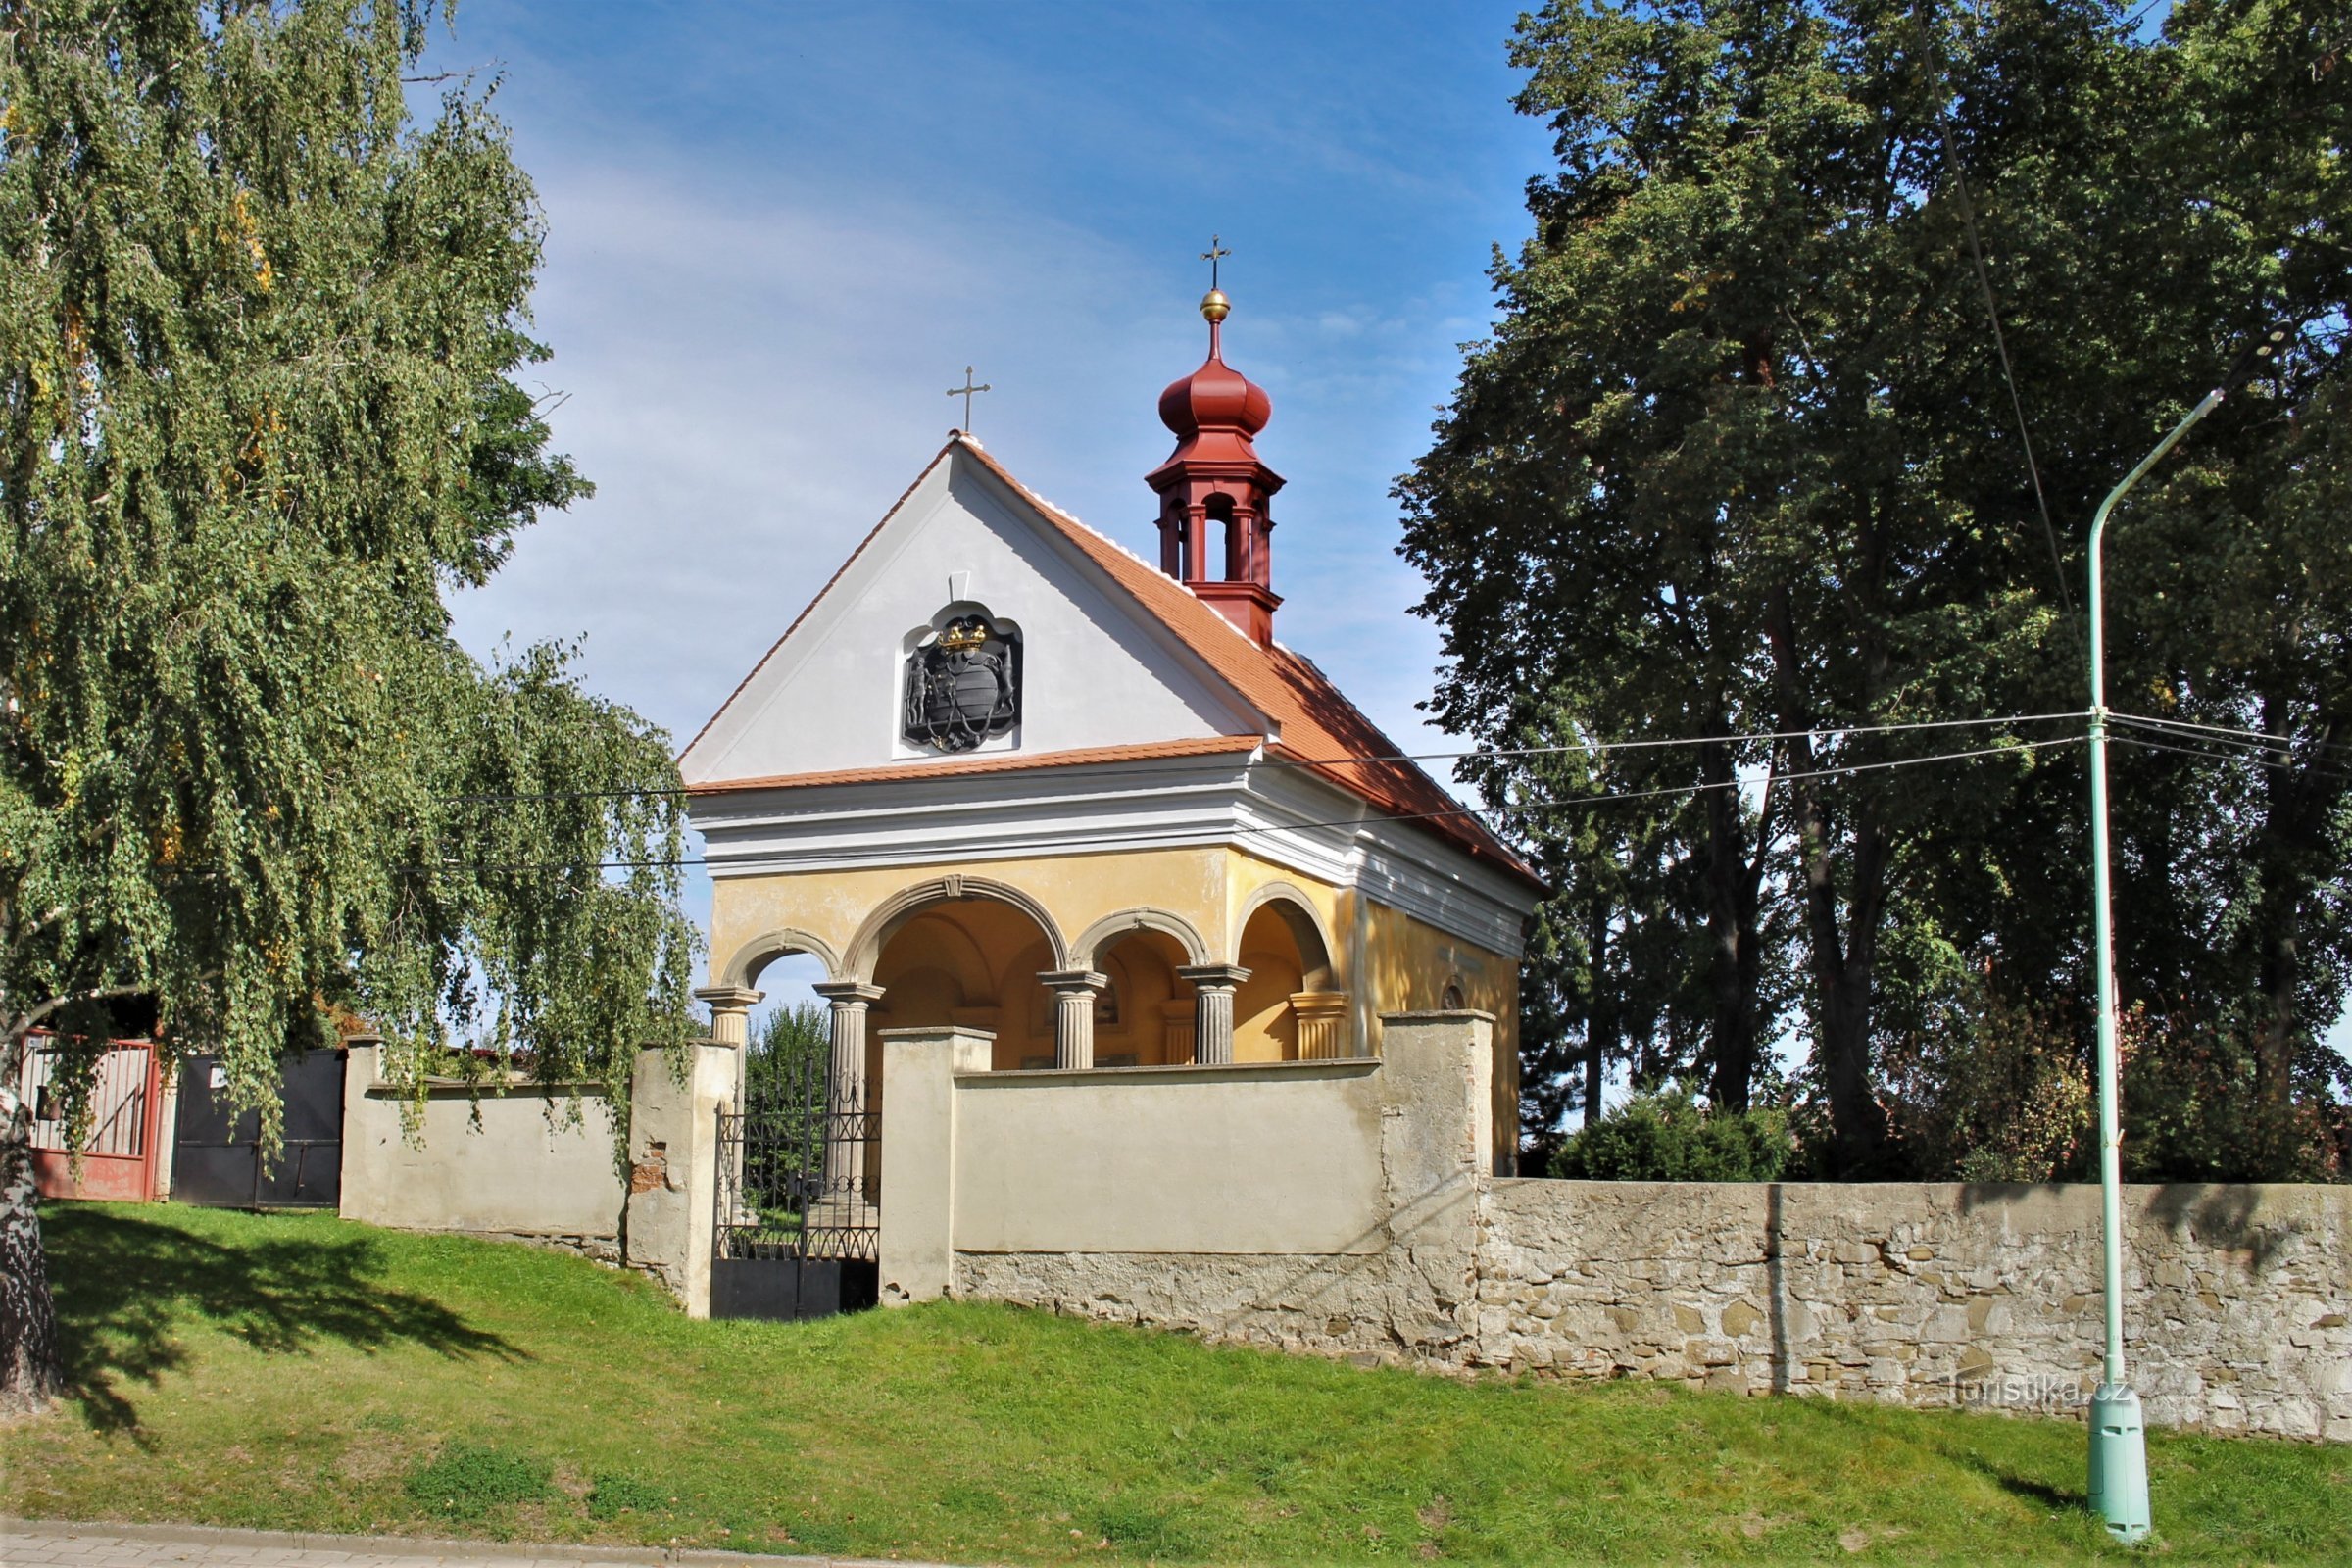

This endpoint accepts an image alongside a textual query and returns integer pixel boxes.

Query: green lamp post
[2083,322,2292,1542]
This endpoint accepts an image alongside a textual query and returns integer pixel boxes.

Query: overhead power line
[2110,731,2352,786]
[2110,710,2352,759]
[443,710,2092,807]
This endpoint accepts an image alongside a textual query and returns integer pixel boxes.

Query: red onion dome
[1157,292,1271,441]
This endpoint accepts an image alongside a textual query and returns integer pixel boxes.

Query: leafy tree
[1549,1082,1795,1182]
[740,1001,829,1208]
[0,0,696,1413]
[1403,0,2349,1175]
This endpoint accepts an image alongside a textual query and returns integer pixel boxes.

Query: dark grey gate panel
[711,1042,879,1321]
[172,1050,346,1209]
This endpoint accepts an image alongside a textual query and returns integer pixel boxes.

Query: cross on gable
[946,366,992,431]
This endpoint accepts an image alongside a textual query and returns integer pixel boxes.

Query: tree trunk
[1768,591,1892,1173]
[1,1029,64,1416]
[1701,744,1767,1112]
[2245,695,2339,1156]
[1584,893,1613,1128]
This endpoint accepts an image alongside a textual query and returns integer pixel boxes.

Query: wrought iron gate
[710,1044,879,1320]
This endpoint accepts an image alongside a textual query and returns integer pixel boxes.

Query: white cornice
[693,755,1539,959]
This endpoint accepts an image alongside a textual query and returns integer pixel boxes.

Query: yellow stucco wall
[710,842,1521,1164]
[710,846,1234,984]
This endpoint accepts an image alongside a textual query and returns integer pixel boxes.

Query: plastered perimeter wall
[949,1012,1497,1360]
[339,1043,624,1257]
[952,1059,1389,1254]
[941,1012,2348,1441]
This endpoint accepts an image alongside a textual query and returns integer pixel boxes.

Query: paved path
[1,1521,950,1568]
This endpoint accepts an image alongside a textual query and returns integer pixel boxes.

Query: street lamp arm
[2087,387,2225,714]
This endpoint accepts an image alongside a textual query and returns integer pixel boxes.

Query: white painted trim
[694,755,1539,959]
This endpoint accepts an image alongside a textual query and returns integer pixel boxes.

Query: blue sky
[414,1,2343,1059]
[420,0,1551,772]
[416,0,1554,1006]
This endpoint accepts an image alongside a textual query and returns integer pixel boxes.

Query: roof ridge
[678,436,960,768]
[953,433,1269,656]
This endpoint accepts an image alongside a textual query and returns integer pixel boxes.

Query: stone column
[811,981,885,1199]
[1040,969,1108,1069]
[1158,999,1198,1064]
[812,982,885,1095]
[693,986,762,1226]
[1290,991,1351,1059]
[1176,964,1250,1066]
[693,984,764,1050]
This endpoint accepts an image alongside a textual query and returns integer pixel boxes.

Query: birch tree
[1,0,696,1412]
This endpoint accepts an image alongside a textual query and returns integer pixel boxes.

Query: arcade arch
[1232,890,1348,1061]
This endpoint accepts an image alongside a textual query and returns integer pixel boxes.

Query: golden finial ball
[1200,288,1231,323]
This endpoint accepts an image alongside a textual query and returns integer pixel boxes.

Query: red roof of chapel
[684,434,1542,893]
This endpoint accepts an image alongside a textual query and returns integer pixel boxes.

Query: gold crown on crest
[935,618,990,653]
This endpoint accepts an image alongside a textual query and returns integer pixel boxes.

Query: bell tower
[1147,259,1285,644]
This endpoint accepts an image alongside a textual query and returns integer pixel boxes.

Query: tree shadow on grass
[43,1205,524,1442]
[1803,1394,2088,1514]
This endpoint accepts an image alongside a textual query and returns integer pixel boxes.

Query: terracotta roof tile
[955,439,1543,890]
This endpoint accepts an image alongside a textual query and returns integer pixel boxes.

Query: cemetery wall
[1474,1177,2350,1442]
[940,1015,2349,1441]
[338,1040,625,1255]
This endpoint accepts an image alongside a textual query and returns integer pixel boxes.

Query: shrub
[1880,991,2092,1182]
[402,1442,551,1520]
[2119,1003,2345,1183]
[1548,1084,1794,1181]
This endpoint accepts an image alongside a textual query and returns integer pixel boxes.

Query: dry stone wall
[1474,1179,2349,1441]
[956,1178,2350,1441]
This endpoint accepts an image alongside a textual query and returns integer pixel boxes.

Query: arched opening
[745,950,830,1115]
[1091,928,1196,1067]
[870,897,1060,1071]
[1205,492,1240,580]
[1233,896,1342,1062]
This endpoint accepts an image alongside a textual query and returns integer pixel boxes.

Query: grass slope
[4,1203,2345,1564]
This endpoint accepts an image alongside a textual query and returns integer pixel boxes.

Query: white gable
[680,446,1265,785]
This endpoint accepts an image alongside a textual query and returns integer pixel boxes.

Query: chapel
[680,285,1544,1170]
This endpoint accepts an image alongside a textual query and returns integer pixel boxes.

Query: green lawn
[5,1203,2345,1564]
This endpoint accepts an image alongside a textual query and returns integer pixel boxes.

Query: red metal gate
[21,1038,165,1202]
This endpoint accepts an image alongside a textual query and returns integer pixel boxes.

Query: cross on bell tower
[1146,239,1285,645]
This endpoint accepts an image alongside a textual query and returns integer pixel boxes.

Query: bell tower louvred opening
[1148,277,1285,644]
